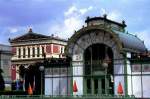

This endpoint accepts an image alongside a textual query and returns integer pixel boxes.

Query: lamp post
[39,66,44,96]
[24,65,28,91]
[102,62,108,94]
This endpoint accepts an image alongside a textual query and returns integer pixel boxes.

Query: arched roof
[66,26,123,53]
[66,26,147,55]
[114,30,147,53]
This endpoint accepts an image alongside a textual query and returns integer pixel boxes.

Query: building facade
[8,16,150,98]
[0,44,12,89]
[63,15,148,98]
[9,29,67,81]
[43,15,150,98]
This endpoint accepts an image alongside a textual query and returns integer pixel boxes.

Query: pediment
[10,32,49,43]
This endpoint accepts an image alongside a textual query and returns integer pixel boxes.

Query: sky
[0,0,150,50]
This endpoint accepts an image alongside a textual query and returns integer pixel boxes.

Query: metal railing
[9,58,150,98]
[44,58,150,98]
[0,95,135,99]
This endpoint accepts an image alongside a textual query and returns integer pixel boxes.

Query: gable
[10,31,49,43]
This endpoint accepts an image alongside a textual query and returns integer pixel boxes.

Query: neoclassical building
[9,29,67,80]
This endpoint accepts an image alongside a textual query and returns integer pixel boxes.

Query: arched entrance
[84,43,114,95]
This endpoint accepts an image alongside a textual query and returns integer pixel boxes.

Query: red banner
[46,45,51,54]
[11,65,16,80]
[53,45,59,53]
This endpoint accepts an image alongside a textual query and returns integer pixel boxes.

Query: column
[51,44,53,57]
[16,47,18,59]
[21,47,23,59]
[40,45,42,58]
[72,54,83,95]
[26,46,28,59]
[35,46,37,58]
[30,46,33,58]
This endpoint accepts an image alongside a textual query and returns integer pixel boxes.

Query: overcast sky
[0,0,150,50]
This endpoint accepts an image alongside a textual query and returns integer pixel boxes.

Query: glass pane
[53,76,60,95]
[132,76,142,97]
[142,75,150,97]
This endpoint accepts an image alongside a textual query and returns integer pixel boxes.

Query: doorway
[84,43,114,95]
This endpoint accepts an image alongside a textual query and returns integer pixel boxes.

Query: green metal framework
[43,57,150,98]
[8,57,150,99]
